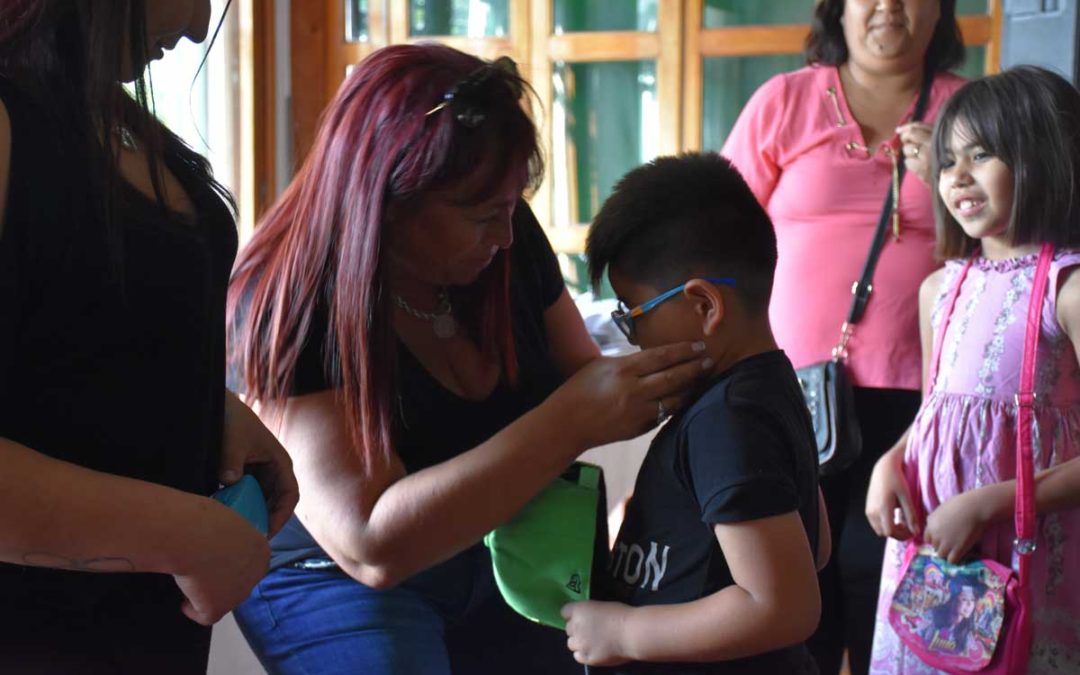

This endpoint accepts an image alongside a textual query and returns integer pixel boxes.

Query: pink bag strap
[903,254,976,527]
[925,255,975,391]
[1015,244,1053,583]
[908,244,1053,584]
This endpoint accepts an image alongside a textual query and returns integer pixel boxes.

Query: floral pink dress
[870,251,1080,674]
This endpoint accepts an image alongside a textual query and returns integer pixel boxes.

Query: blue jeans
[235,544,582,675]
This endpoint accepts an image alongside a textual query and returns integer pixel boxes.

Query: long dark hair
[804,0,965,73]
[0,0,234,268]
[228,44,543,475]
[932,66,1080,259]
[930,577,984,649]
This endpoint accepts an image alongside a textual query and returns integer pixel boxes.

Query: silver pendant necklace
[115,125,138,152]
[393,289,457,340]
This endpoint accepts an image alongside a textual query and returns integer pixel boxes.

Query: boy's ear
[683,279,725,336]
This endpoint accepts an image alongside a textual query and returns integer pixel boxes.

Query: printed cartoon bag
[889,547,1019,671]
[887,244,1051,674]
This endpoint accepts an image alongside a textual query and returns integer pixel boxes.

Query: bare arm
[0,438,243,573]
[816,487,831,571]
[866,268,943,539]
[0,436,269,623]
[284,341,711,589]
[563,511,820,666]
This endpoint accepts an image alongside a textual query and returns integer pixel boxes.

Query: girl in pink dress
[866,66,1080,674]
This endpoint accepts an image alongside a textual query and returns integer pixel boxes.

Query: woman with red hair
[228,43,709,674]
[0,0,297,672]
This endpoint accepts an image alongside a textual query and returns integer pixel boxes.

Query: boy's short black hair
[586,153,777,316]
[932,65,1080,259]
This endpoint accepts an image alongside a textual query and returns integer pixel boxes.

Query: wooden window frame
[238,0,278,239]
[285,1,1003,253]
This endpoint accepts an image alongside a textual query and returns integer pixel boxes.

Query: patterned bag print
[889,547,1011,670]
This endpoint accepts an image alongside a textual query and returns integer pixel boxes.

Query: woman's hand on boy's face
[562,600,633,667]
[923,489,997,564]
[552,341,712,449]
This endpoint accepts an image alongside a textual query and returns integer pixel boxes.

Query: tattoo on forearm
[22,552,137,572]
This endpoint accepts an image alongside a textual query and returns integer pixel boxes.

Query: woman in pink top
[722,1,967,674]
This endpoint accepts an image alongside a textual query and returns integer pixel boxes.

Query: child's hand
[924,488,1000,564]
[866,446,920,540]
[561,600,633,667]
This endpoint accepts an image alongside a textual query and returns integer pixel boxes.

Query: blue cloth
[235,545,583,674]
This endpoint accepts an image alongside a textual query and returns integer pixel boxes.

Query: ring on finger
[911,144,921,158]
[656,399,670,425]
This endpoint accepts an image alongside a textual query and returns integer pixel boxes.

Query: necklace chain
[115,126,138,152]
[393,290,451,320]
[393,290,457,340]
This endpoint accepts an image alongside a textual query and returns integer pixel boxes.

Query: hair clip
[425,56,523,129]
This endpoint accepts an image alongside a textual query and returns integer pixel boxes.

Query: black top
[604,351,820,675]
[262,203,567,569]
[0,80,237,609]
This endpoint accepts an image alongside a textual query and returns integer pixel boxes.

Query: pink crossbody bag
[886,244,1051,674]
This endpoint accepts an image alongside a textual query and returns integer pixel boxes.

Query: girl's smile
[938,121,1016,257]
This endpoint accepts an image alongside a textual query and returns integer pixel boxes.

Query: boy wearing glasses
[562,153,829,674]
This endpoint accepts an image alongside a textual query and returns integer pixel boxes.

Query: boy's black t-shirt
[603,350,820,675]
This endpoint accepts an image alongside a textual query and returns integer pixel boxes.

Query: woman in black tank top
[0,2,296,672]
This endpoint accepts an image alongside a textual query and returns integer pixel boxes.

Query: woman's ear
[683,279,726,336]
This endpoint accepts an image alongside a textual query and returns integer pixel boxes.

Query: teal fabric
[212,475,269,535]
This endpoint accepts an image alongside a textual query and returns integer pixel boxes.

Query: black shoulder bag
[797,74,933,476]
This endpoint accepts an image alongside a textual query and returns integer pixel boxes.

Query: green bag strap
[574,462,601,491]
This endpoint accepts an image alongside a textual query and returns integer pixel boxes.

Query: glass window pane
[553,0,657,33]
[552,60,658,227]
[703,0,811,28]
[702,0,989,29]
[954,44,986,79]
[346,0,369,42]
[410,0,509,37]
[146,0,237,193]
[701,54,803,151]
[956,0,989,15]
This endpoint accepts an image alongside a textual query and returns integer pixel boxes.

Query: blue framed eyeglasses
[611,277,737,345]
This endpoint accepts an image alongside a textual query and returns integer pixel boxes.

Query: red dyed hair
[228,44,543,473]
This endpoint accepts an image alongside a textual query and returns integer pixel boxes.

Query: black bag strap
[846,73,935,325]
